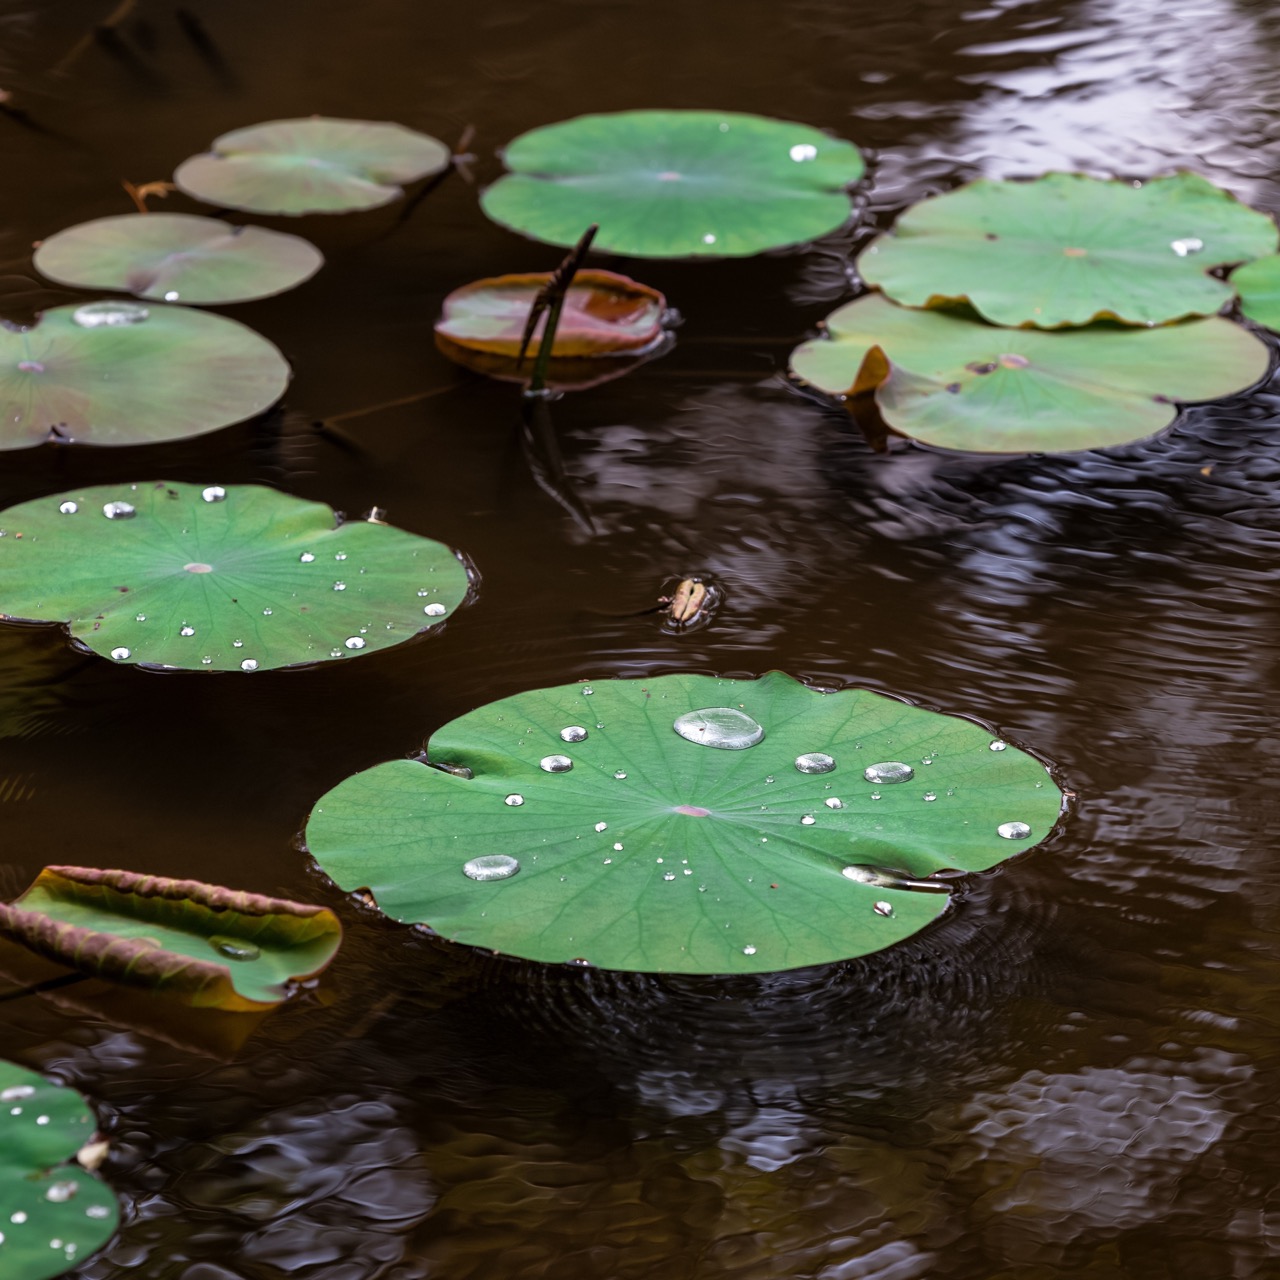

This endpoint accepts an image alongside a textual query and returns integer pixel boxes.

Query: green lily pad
[0,866,342,1011]
[0,1060,119,1280]
[1231,254,1280,332]
[305,672,1062,974]
[33,214,324,305]
[0,482,471,671]
[789,294,1269,453]
[174,117,451,215]
[481,110,866,258]
[0,301,289,449]
[858,172,1279,328]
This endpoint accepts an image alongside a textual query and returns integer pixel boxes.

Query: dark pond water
[4,0,1280,1275]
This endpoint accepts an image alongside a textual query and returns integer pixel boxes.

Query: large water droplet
[561,726,588,742]
[504,793,524,806]
[800,815,816,825]
[240,658,258,672]
[997,821,1032,840]
[109,647,130,661]
[989,740,1007,752]
[73,301,150,328]
[44,1182,78,1204]
[841,864,949,892]
[825,797,843,809]
[209,936,260,961]
[873,901,894,917]
[423,602,447,617]
[463,854,520,881]
[58,501,78,515]
[539,754,573,773]
[864,761,913,784]
[673,706,765,750]
[201,485,227,503]
[102,501,136,519]
[344,636,365,649]
[795,752,836,774]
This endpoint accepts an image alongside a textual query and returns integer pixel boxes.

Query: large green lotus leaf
[1231,254,1280,332]
[174,117,451,215]
[0,301,288,449]
[481,110,866,258]
[33,214,324,305]
[789,294,1269,454]
[0,482,470,671]
[858,172,1279,327]
[0,1060,119,1280]
[305,672,1062,974]
[0,867,342,1011]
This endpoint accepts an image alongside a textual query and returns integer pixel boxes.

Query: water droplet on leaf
[423,602,447,616]
[989,740,1007,751]
[344,636,365,649]
[110,647,130,660]
[464,855,520,881]
[504,794,524,806]
[240,658,258,671]
[539,754,573,773]
[997,821,1032,840]
[201,485,226,503]
[58,501,78,515]
[209,936,260,961]
[795,752,836,774]
[73,301,150,328]
[864,761,914,784]
[672,707,765,750]
[561,726,588,742]
[102,501,136,519]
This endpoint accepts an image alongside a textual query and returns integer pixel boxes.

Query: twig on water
[518,223,598,395]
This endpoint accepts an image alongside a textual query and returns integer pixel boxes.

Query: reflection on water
[4,0,1280,1276]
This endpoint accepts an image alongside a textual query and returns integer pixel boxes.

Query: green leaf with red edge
[305,672,1063,975]
[0,867,342,1011]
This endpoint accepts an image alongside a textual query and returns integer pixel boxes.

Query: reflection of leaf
[482,110,865,258]
[306,672,1062,974]
[0,301,289,449]
[0,867,342,1011]
[175,117,451,215]
[858,172,1278,327]
[34,214,324,305]
[0,482,472,672]
[0,1060,119,1280]
[790,294,1269,453]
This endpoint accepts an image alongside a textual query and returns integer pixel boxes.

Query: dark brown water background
[4,0,1280,1276]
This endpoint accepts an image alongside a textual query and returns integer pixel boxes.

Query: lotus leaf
[0,867,342,1011]
[33,214,324,305]
[481,110,866,258]
[174,117,451,215]
[858,172,1279,327]
[789,294,1269,453]
[1231,254,1280,332]
[0,301,289,449]
[0,482,471,671]
[305,672,1063,974]
[0,1060,119,1280]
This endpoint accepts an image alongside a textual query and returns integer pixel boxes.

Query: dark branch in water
[518,224,599,394]
[0,971,89,1006]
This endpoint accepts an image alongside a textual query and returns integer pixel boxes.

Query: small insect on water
[658,576,718,630]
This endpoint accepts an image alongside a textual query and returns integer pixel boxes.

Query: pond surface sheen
[3,0,1280,1276]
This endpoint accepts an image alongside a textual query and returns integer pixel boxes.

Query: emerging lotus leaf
[0,867,342,1011]
[0,301,289,449]
[790,294,1270,453]
[0,482,471,671]
[33,214,324,305]
[0,1060,119,1280]
[481,110,866,258]
[174,117,451,215]
[858,172,1279,328]
[305,672,1063,975]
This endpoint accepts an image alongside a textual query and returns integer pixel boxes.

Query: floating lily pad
[481,110,866,258]
[0,301,289,449]
[33,214,324,305]
[1231,254,1280,332]
[790,294,1269,453]
[174,117,451,215]
[0,867,342,1011]
[0,1060,119,1280]
[305,672,1063,974]
[858,172,1279,328]
[0,482,471,671]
